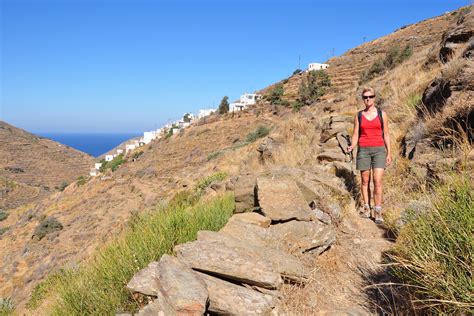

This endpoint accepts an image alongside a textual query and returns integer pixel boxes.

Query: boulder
[153,255,208,314]
[317,149,347,163]
[228,212,271,228]
[219,218,270,247]
[175,240,283,289]
[321,137,340,150]
[137,295,175,316]
[233,175,257,213]
[330,115,353,124]
[256,178,313,222]
[197,231,309,283]
[127,261,160,296]
[257,137,278,164]
[197,272,276,315]
[313,209,332,225]
[320,127,347,143]
[330,122,351,132]
[268,220,336,255]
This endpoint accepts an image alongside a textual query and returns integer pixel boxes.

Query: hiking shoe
[359,204,371,218]
[374,206,384,224]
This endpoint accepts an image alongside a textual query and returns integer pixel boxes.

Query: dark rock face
[421,78,452,116]
[439,9,473,63]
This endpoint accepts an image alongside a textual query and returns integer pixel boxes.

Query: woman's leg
[373,168,384,207]
[360,170,371,206]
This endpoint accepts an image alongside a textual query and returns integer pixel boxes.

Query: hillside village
[0,6,472,315]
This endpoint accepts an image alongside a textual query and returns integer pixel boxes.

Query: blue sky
[0,0,468,133]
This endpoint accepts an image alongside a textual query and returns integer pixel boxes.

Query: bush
[0,297,14,314]
[32,217,63,241]
[130,151,143,160]
[293,69,302,75]
[0,210,8,221]
[246,126,271,143]
[194,172,227,194]
[218,96,229,114]
[389,176,473,314]
[360,45,413,84]
[298,69,331,105]
[100,154,125,172]
[268,83,285,105]
[37,193,234,315]
[58,182,68,191]
[76,176,86,186]
[0,227,9,236]
[207,150,223,161]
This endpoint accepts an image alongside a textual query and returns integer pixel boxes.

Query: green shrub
[32,217,63,241]
[268,83,285,105]
[246,126,270,143]
[298,69,331,105]
[58,182,68,191]
[218,96,229,114]
[76,176,86,186]
[130,151,143,160]
[0,227,9,236]
[406,93,422,109]
[389,176,473,314]
[0,297,14,314]
[293,69,302,75]
[0,211,8,222]
[100,154,125,172]
[194,172,227,194]
[37,193,234,315]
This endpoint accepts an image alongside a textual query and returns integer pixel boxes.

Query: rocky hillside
[1,6,472,314]
[0,121,95,210]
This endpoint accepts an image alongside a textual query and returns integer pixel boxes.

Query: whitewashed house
[182,122,191,128]
[307,63,329,71]
[117,149,124,155]
[143,131,157,144]
[171,127,180,135]
[198,109,216,119]
[90,168,99,177]
[95,162,103,170]
[105,155,114,162]
[229,93,261,112]
[126,144,137,153]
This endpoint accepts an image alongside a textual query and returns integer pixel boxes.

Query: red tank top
[359,113,385,147]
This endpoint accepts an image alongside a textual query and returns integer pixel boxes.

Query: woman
[347,87,391,224]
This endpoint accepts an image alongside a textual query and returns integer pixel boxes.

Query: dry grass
[272,115,320,167]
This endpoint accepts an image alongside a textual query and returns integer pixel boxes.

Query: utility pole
[331,48,335,57]
[298,54,301,69]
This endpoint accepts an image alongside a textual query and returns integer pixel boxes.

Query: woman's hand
[347,145,353,152]
[386,155,392,166]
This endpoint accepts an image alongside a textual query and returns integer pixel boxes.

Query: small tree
[298,70,331,105]
[183,113,192,122]
[268,83,285,105]
[218,96,229,114]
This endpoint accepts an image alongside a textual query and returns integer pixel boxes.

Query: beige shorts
[356,146,386,170]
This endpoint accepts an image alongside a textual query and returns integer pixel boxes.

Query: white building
[143,131,157,144]
[198,109,216,119]
[90,168,99,177]
[94,162,103,170]
[307,63,329,71]
[229,93,261,112]
[126,144,137,153]
[105,155,114,162]
[171,127,180,135]
[117,149,124,155]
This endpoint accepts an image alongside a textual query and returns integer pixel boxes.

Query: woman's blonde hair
[361,86,375,97]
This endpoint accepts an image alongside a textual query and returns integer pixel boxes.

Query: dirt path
[279,211,394,315]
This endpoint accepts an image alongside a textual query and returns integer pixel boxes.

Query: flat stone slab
[198,230,309,283]
[256,178,313,221]
[269,220,336,255]
[228,212,272,228]
[317,149,347,163]
[154,254,208,314]
[127,261,160,296]
[137,295,175,316]
[175,240,283,290]
[220,216,271,247]
[197,272,276,315]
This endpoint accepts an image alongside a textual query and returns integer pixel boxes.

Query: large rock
[137,295,175,316]
[233,175,257,213]
[228,212,271,228]
[175,240,283,289]
[127,261,160,296]
[256,178,313,222]
[197,272,276,315]
[317,149,346,163]
[268,220,336,255]
[219,218,271,247]
[197,230,309,283]
[153,255,208,314]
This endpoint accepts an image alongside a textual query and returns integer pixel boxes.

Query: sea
[37,133,141,157]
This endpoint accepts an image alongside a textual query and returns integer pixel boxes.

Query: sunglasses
[362,95,375,100]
